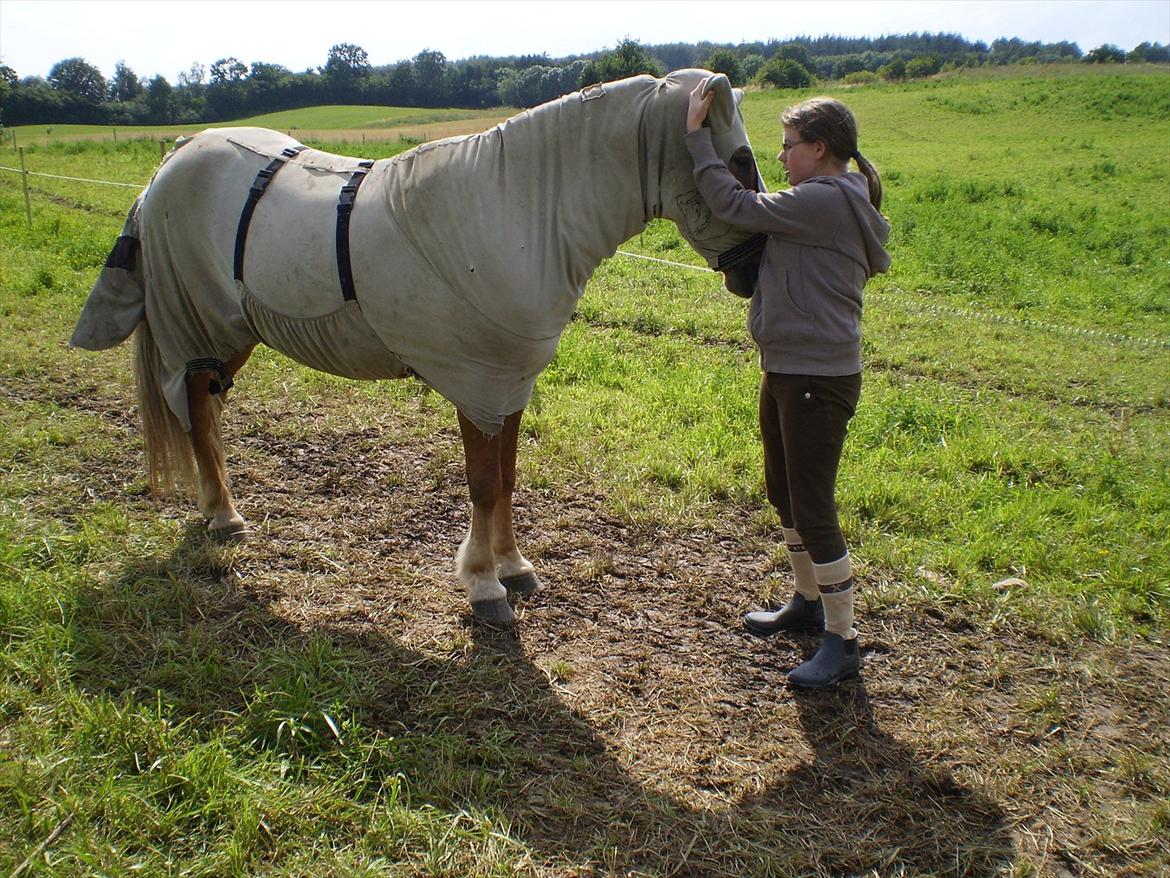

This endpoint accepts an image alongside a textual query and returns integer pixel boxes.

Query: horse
[70,69,765,624]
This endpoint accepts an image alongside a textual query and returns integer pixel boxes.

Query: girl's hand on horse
[687,82,715,133]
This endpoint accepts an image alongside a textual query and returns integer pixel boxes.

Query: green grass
[1,66,1169,875]
[235,105,512,130]
[4,105,516,147]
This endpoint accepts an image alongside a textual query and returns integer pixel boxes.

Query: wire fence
[613,247,1170,352]
[0,165,143,189]
[2,158,1169,353]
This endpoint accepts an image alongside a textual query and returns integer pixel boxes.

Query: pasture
[5,105,516,149]
[1,65,1168,876]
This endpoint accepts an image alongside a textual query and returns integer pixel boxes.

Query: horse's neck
[499,80,653,281]
[371,80,663,341]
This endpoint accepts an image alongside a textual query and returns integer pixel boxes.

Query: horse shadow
[70,521,1016,876]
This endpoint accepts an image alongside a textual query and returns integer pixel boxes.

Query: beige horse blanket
[72,70,761,434]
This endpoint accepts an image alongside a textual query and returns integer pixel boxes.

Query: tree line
[1,33,1166,127]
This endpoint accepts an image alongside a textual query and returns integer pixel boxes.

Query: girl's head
[779,97,882,210]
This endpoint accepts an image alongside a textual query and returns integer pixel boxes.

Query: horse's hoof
[500,571,541,596]
[470,598,516,626]
[209,522,248,544]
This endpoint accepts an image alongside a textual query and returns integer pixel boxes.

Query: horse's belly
[241,287,410,381]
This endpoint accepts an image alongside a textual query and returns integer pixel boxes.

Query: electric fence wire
[2,163,1167,353]
[615,250,1170,352]
[0,165,143,189]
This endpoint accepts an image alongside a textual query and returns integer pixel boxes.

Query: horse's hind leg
[493,410,540,597]
[187,346,254,542]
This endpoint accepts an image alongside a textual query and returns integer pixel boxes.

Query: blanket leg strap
[186,358,234,396]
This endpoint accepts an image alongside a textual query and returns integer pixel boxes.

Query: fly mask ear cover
[701,75,765,192]
[696,74,767,290]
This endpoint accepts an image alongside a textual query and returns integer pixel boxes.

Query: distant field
[1,65,1168,877]
[5,104,517,147]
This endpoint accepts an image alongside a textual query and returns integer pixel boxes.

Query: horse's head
[652,69,766,298]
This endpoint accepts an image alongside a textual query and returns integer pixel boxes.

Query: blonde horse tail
[133,320,194,494]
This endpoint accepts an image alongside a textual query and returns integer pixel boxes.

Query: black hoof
[500,571,541,596]
[209,522,248,544]
[470,598,516,626]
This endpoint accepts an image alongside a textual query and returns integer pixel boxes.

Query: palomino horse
[71,69,765,624]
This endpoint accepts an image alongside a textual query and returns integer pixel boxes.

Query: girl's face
[779,125,825,186]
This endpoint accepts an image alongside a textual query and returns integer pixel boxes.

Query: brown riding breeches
[758,371,861,564]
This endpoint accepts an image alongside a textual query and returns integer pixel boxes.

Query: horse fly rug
[72,71,763,435]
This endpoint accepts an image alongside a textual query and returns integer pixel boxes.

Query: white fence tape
[2,162,1167,352]
[869,287,1170,352]
[0,165,144,189]
[613,249,1169,352]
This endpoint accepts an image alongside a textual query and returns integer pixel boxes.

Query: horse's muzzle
[715,145,766,297]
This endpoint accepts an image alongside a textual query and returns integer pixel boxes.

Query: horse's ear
[700,73,738,133]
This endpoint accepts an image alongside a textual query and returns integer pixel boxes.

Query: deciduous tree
[48,57,107,103]
[109,60,142,101]
[757,57,813,89]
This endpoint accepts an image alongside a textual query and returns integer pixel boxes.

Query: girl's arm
[686,128,840,242]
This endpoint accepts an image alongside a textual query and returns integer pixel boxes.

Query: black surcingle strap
[336,160,375,302]
[233,145,308,282]
[715,233,768,271]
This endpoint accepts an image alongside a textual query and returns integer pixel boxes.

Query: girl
[685,85,891,688]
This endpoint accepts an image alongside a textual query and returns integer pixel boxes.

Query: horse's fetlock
[495,552,533,580]
[464,573,507,604]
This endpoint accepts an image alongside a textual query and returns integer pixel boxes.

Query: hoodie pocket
[779,248,814,321]
[751,268,817,348]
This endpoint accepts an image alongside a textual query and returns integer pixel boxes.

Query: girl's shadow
[742,680,1012,875]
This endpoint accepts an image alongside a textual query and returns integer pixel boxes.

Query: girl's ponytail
[853,150,883,211]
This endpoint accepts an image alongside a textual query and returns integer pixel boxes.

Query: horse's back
[143,128,302,252]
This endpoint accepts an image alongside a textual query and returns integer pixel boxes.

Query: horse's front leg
[492,410,540,597]
[456,411,514,624]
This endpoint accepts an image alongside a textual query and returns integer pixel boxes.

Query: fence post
[19,147,32,230]
[160,139,166,160]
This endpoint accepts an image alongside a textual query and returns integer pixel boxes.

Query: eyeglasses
[780,140,807,153]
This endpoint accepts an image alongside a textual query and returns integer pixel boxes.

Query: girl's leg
[767,372,863,687]
[770,372,860,567]
[744,374,824,635]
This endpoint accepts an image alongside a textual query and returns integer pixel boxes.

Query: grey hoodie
[686,128,891,376]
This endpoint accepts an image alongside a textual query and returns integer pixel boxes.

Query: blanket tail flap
[70,196,147,350]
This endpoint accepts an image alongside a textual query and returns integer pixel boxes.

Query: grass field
[1,65,1168,876]
[5,104,516,148]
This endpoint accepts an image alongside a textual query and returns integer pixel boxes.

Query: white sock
[815,554,856,639]
[783,527,820,601]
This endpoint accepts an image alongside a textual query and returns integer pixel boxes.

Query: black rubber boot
[744,592,825,635]
[786,632,861,688]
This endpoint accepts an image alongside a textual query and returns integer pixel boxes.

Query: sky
[2,0,1168,82]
